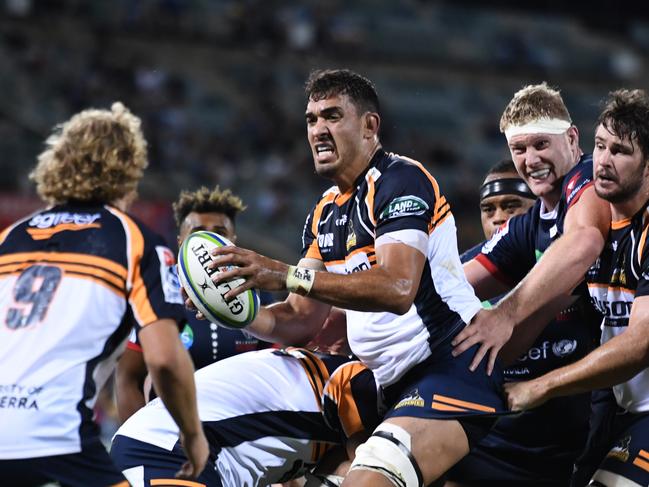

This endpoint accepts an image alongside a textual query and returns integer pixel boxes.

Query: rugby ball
[178,231,260,329]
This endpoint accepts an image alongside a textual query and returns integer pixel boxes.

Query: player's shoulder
[562,154,593,200]
[106,205,167,247]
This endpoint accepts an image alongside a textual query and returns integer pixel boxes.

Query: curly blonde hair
[500,82,572,133]
[173,186,247,227]
[30,102,148,205]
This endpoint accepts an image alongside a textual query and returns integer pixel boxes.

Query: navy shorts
[587,409,649,487]
[382,338,509,447]
[0,438,127,487]
[111,435,222,487]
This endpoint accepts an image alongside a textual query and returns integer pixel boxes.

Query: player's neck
[335,142,381,194]
[611,188,649,222]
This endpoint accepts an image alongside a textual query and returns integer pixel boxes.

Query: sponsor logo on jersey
[156,246,184,304]
[379,196,429,220]
[335,215,348,226]
[607,436,631,462]
[394,389,425,409]
[317,233,334,249]
[552,339,577,357]
[566,178,590,205]
[29,212,101,228]
[346,220,357,251]
[517,340,578,362]
[0,384,41,410]
[27,212,102,240]
[180,323,194,349]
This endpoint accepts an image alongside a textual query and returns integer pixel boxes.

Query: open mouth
[528,168,551,180]
[315,142,335,158]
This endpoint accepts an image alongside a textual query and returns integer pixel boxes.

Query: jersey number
[6,265,62,329]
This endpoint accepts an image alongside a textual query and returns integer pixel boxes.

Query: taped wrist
[286,265,315,295]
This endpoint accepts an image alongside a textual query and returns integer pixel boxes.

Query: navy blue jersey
[452,155,603,485]
[129,307,269,371]
[301,149,482,387]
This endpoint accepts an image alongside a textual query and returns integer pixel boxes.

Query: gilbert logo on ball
[178,231,259,329]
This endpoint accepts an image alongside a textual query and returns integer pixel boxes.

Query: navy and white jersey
[128,308,269,371]
[587,204,649,413]
[113,348,381,486]
[453,155,603,484]
[302,149,481,386]
[0,203,184,459]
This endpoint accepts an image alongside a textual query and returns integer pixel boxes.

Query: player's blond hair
[30,102,148,205]
[173,186,247,227]
[500,82,572,133]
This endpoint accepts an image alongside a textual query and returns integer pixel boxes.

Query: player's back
[113,348,380,486]
[0,203,179,459]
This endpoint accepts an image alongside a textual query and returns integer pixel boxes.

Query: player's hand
[504,379,549,411]
[176,430,209,480]
[209,246,290,299]
[179,285,206,321]
[451,308,513,375]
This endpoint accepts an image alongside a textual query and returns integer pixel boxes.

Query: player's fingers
[486,348,498,376]
[211,268,240,285]
[469,344,489,372]
[451,326,475,346]
[175,460,195,479]
[451,332,480,357]
[224,281,253,301]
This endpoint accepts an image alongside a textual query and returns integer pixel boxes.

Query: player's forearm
[146,344,203,437]
[540,332,649,400]
[307,266,416,314]
[498,227,604,325]
[245,298,330,346]
[115,374,146,423]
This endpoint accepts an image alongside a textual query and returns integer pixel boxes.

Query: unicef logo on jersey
[180,324,194,349]
[552,339,577,357]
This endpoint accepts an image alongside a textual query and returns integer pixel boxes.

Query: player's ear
[363,113,380,138]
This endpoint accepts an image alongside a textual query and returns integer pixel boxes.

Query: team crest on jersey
[394,389,425,409]
[379,196,429,220]
[552,339,577,357]
[607,436,631,462]
[156,246,184,304]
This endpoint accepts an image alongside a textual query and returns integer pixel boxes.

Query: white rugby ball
[178,231,260,329]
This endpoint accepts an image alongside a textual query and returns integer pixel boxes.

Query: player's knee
[349,423,423,487]
[589,468,644,487]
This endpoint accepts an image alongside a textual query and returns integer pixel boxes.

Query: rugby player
[460,159,535,262]
[116,186,269,422]
[452,84,611,374]
[111,343,381,487]
[505,89,649,487]
[448,85,603,486]
[0,103,207,486]
[191,69,509,486]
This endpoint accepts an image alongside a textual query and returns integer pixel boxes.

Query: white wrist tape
[286,265,315,295]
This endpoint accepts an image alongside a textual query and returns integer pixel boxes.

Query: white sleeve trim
[376,229,428,256]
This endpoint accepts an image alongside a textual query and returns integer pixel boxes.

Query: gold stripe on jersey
[151,480,206,487]
[432,394,496,413]
[633,455,649,474]
[587,282,636,296]
[0,261,126,294]
[310,440,335,463]
[109,207,159,327]
[324,361,368,438]
[0,225,10,245]
[286,347,330,411]
[109,482,131,487]
[306,192,337,261]
[0,251,127,280]
[637,218,649,268]
[323,245,376,267]
[26,223,101,240]
[611,218,632,230]
[365,171,377,227]
[387,155,452,233]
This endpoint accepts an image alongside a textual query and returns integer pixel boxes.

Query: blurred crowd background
[1,0,649,259]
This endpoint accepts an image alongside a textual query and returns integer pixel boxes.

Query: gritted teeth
[529,168,550,179]
[316,143,334,154]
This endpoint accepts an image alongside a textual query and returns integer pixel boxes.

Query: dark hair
[305,69,380,115]
[486,159,517,178]
[598,89,649,161]
[172,186,246,227]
